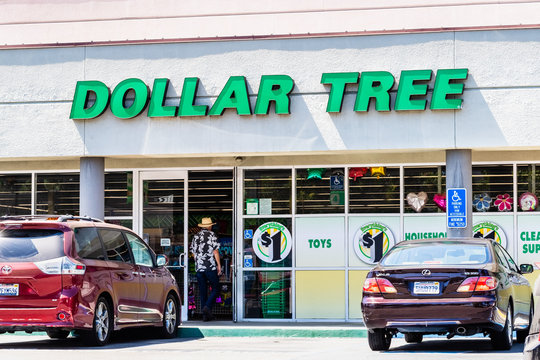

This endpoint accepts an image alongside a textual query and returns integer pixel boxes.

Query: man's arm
[213,249,222,275]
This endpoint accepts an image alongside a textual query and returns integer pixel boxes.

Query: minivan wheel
[82,297,113,346]
[404,333,423,343]
[491,305,513,350]
[160,294,179,338]
[46,329,70,339]
[368,329,392,351]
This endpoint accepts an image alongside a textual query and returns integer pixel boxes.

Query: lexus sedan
[0,215,181,346]
[362,238,533,351]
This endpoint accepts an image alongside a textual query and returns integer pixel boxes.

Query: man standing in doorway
[190,217,222,321]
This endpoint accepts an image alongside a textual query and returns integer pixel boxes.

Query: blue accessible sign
[447,188,467,228]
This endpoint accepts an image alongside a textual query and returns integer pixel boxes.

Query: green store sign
[70,69,468,120]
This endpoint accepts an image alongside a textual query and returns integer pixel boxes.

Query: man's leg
[196,271,209,320]
[206,270,220,313]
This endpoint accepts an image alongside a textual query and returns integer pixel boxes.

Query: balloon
[433,193,446,211]
[406,192,428,212]
[306,168,325,180]
[349,167,369,181]
[370,167,386,179]
[519,192,538,211]
[473,193,492,212]
[494,193,513,212]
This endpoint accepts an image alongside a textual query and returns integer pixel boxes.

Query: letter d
[70,81,110,119]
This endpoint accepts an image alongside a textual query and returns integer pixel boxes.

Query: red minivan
[0,215,181,346]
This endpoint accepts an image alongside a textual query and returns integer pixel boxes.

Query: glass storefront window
[0,174,32,215]
[517,164,540,212]
[296,168,345,214]
[243,218,292,268]
[472,165,513,212]
[105,218,133,230]
[349,166,400,213]
[244,169,292,215]
[36,173,79,215]
[243,270,292,319]
[105,172,133,217]
[404,166,446,213]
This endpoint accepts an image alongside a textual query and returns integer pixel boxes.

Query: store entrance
[187,170,234,321]
[139,171,189,320]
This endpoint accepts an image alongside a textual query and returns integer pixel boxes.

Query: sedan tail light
[363,277,397,293]
[457,276,497,292]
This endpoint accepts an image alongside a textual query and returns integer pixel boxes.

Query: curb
[178,326,367,338]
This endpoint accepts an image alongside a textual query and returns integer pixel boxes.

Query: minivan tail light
[457,276,497,292]
[35,257,85,275]
[363,277,397,293]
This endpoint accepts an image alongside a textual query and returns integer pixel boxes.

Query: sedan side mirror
[156,254,169,267]
[520,263,534,274]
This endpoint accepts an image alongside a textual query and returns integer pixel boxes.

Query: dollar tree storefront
[2,27,540,321]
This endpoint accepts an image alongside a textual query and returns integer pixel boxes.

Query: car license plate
[0,283,19,296]
[413,281,440,295]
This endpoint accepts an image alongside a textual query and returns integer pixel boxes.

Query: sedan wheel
[368,329,392,351]
[491,305,513,350]
[160,294,179,338]
[516,299,533,344]
[82,297,113,346]
[404,333,423,343]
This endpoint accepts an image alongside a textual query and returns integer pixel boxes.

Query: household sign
[447,188,467,228]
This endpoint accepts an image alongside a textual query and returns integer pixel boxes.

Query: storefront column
[80,157,104,220]
[446,149,472,238]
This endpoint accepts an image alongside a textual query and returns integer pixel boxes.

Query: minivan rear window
[0,229,65,262]
[380,242,491,266]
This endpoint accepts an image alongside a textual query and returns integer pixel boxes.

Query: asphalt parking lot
[0,331,526,360]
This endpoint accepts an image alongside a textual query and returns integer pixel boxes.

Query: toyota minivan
[0,215,181,346]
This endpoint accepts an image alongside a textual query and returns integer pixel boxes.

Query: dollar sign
[362,233,374,248]
[261,232,272,246]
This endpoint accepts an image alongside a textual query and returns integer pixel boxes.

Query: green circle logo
[353,222,395,265]
[473,221,507,249]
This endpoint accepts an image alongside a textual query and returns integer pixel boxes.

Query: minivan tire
[82,296,113,346]
[368,329,392,351]
[160,293,179,339]
[46,329,70,339]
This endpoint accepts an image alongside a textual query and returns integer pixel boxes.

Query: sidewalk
[178,321,368,338]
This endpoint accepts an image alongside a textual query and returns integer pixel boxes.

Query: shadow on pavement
[390,338,524,354]
[0,328,198,350]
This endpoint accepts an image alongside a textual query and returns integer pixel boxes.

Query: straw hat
[198,217,216,227]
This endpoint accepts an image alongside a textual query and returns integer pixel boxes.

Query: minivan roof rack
[0,215,104,223]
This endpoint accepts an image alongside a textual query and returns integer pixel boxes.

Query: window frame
[97,227,134,264]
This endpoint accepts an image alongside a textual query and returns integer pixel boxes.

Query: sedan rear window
[380,242,491,266]
[0,229,65,262]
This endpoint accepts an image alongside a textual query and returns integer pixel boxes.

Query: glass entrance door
[138,171,188,321]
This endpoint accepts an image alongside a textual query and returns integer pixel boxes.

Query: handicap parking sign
[244,255,253,268]
[447,188,467,228]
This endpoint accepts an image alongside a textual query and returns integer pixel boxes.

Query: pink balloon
[433,194,446,211]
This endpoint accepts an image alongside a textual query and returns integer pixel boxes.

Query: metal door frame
[136,170,189,321]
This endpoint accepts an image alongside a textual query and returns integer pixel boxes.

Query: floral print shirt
[190,228,220,272]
